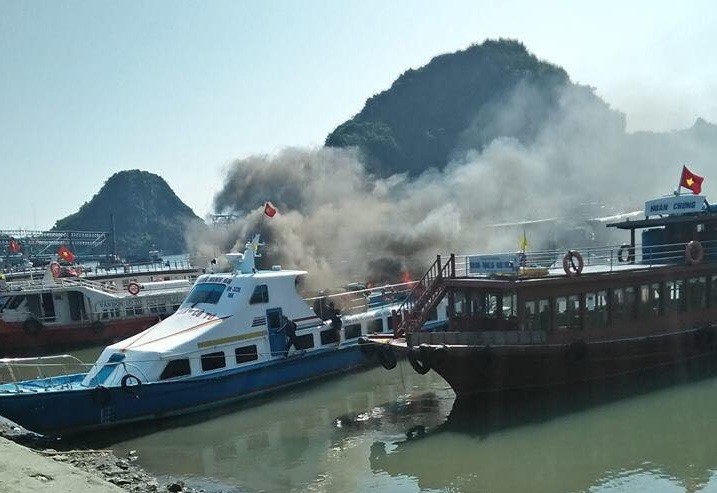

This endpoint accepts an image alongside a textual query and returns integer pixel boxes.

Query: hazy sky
[1,1,715,230]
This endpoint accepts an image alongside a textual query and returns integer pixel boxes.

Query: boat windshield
[182,283,227,307]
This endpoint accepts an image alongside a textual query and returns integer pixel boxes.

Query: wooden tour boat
[362,190,717,396]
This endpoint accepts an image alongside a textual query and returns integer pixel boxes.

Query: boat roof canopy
[606,211,717,230]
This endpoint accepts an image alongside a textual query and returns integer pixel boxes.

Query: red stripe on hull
[0,316,162,356]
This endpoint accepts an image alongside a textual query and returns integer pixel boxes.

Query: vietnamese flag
[264,201,277,217]
[8,238,21,254]
[680,165,704,195]
[58,245,75,263]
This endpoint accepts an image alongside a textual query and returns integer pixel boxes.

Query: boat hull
[0,317,162,357]
[0,343,368,436]
[392,326,717,397]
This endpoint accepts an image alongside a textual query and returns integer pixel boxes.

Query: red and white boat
[0,262,198,356]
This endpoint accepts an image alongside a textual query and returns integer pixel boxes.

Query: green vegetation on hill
[326,39,607,176]
[53,170,202,258]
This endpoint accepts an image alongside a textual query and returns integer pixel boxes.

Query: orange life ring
[563,250,584,276]
[127,281,141,296]
[50,262,61,278]
[686,240,704,265]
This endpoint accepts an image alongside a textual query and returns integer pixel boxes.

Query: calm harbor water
[65,348,717,493]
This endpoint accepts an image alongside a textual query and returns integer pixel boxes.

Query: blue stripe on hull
[0,345,369,435]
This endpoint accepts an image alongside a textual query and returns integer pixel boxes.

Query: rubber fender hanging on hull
[377,345,397,370]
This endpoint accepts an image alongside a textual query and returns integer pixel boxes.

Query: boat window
[184,283,226,306]
[293,333,315,350]
[321,327,341,345]
[7,295,25,310]
[686,277,707,311]
[92,352,126,385]
[160,359,191,380]
[0,296,10,311]
[524,301,537,330]
[502,292,517,319]
[556,295,581,330]
[125,303,144,316]
[486,293,499,318]
[250,285,269,304]
[425,306,438,322]
[638,284,660,319]
[537,299,550,331]
[235,345,258,364]
[41,293,56,322]
[367,318,384,334]
[25,294,41,318]
[344,323,362,340]
[665,280,684,312]
[67,291,86,321]
[613,287,636,324]
[585,291,608,329]
[201,351,226,371]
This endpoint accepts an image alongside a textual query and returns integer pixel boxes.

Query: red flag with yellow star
[58,245,75,263]
[680,165,704,195]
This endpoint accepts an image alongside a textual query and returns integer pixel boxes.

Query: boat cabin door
[266,308,285,358]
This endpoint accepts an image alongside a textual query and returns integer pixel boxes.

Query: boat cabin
[403,194,717,346]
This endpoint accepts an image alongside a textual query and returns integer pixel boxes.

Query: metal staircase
[395,254,454,336]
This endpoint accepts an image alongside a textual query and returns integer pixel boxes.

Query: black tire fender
[377,345,397,370]
[408,345,431,375]
[359,341,377,361]
[91,321,104,334]
[430,344,448,368]
[120,374,142,392]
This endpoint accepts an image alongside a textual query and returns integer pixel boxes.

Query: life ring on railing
[50,262,61,278]
[617,244,634,263]
[121,374,142,392]
[22,318,44,335]
[562,250,584,276]
[408,345,431,375]
[377,345,397,370]
[685,240,704,265]
[127,281,141,296]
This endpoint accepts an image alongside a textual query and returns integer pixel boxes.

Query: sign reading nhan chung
[645,195,705,217]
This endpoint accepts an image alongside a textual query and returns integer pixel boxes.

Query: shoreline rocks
[0,417,209,493]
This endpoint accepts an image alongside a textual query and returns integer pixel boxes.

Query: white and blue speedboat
[0,235,446,436]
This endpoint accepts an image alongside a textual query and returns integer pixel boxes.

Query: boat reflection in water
[370,365,717,493]
[76,365,454,493]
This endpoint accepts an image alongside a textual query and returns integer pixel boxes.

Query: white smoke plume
[187,83,717,290]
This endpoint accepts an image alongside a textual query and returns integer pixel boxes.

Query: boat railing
[1,276,120,295]
[91,259,195,277]
[304,281,416,319]
[451,239,717,277]
[0,354,93,392]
